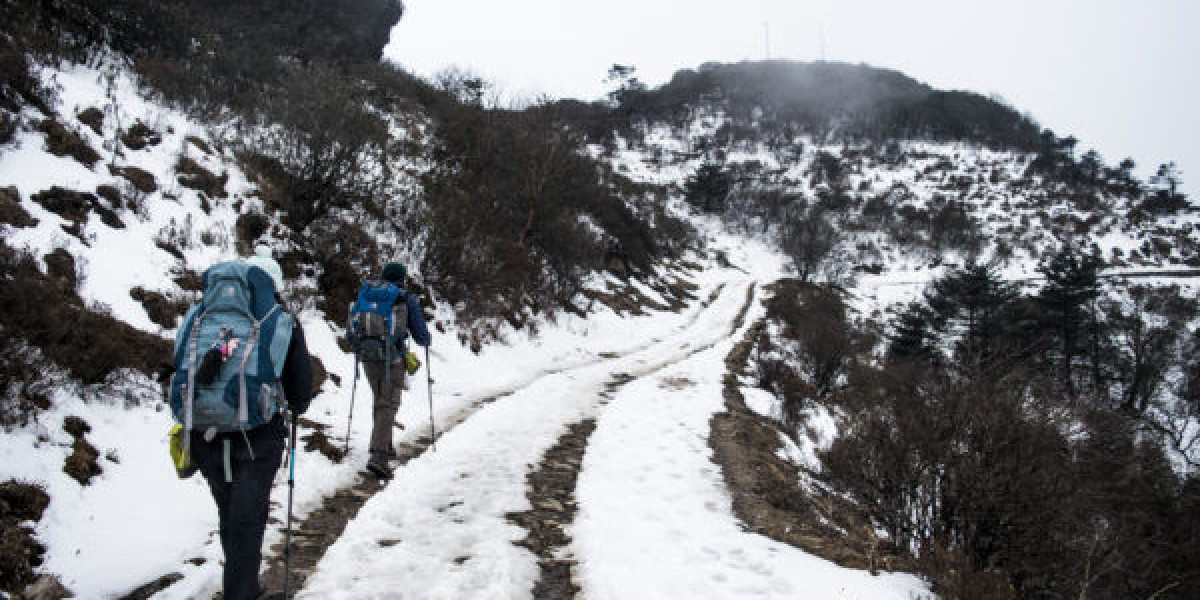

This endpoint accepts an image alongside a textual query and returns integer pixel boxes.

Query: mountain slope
[2,7,1199,600]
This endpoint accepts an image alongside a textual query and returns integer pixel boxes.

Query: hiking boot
[366,462,393,480]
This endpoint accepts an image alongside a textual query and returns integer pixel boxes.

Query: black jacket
[280,320,313,415]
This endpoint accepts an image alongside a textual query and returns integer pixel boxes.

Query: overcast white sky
[385,0,1199,199]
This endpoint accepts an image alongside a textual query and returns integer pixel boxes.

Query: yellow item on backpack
[169,424,197,479]
[404,351,421,375]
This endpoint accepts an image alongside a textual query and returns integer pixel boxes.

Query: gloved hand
[155,362,176,384]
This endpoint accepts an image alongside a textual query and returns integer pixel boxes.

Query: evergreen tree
[1036,247,1104,397]
[887,301,940,365]
[684,162,731,214]
[926,263,1018,364]
[1144,161,1189,214]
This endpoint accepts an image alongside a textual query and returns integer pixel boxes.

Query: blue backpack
[347,281,408,363]
[168,261,294,434]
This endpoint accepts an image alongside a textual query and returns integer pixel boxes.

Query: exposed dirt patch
[709,318,910,575]
[0,111,15,146]
[659,375,695,390]
[170,266,204,292]
[506,419,597,600]
[300,427,344,464]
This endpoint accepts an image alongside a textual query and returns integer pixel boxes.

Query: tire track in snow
[505,283,757,599]
[295,279,756,599]
[259,283,738,597]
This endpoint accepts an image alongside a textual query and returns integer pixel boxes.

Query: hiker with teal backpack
[345,262,432,479]
[168,246,313,600]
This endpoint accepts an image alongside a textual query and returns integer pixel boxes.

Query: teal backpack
[168,261,294,435]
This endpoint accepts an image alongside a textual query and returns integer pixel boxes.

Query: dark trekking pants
[192,420,286,600]
[364,360,405,467]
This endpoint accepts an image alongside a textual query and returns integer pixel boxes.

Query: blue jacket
[399,289,432,348]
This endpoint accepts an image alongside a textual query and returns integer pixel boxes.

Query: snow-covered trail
[298,274,759,599]
[574,313,931,599]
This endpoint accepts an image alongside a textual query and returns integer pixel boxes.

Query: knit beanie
[381,262,407,283]
[245,244,285,292]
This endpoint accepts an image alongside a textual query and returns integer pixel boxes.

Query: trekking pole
[344,357,359,454]
[283,412,298,599]
[426,346,436,452]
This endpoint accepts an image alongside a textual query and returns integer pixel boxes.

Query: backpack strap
[236,303,281,426]
[183,307,209,459]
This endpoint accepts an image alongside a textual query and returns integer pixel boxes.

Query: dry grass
[0,480,50,593]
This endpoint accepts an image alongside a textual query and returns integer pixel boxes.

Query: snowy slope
[2,57,931,598]
[13,51,1195,600]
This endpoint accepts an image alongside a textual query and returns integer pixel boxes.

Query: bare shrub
[31,186,95,225]
[109,164,158,193]
[185,135,212,154]
[171,266,204,292]
[0,480,50,593]
[235,211,269,247]
[0,35,53,113]
[0,110,16,146]
[0,332,57,427]
[176,156,227,197]
[120,120,162,150]
[35,118,100,167]
[756,279,867,411]
[42,248,78,291]
[130,286,189,328]
[0,240,170,386]
[309,218,380,320]
[76,107,104,134]
[0,186,37,228]
[62,416,101,485]
[95,184,122,209]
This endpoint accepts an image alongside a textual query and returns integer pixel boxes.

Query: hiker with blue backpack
[345,262,432,480]
[167,246,313,600]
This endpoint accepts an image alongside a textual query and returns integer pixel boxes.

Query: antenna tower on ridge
[763,21,771,60]
[819,24,826,62]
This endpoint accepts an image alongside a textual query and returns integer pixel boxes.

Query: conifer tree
[1036,247,1103,397]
